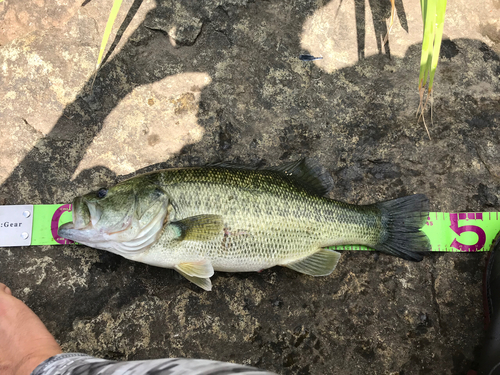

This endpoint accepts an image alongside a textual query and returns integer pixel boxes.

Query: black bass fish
[59,159,430,290]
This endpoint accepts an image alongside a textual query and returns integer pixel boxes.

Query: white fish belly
[141,215,329,272]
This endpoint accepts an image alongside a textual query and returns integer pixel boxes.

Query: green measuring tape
[333,211,500,252]
[0,204,499,251]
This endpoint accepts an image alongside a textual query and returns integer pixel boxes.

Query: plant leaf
[96,0,124,70]
[417,0,448,139]
[428,0,448,92]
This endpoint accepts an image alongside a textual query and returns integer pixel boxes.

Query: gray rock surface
[1,0,500,374]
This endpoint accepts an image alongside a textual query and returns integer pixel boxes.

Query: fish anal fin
[176,269,212,291]
[173,215,224,241]
[285,249,341,276]
[267,158,334,197]
[175,259,214,278]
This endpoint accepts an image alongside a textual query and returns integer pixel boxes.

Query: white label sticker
[0,205,34,247]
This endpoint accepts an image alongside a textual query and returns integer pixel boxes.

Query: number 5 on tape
[422,212,500,252]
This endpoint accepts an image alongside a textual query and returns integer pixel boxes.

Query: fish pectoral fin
[171,215,224,241]
[285,249,341,276]
[176,269,213,291]
[175,259,214,278]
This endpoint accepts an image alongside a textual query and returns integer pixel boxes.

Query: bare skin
[0,283,62,375]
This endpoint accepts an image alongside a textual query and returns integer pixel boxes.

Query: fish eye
[97,188,108,199]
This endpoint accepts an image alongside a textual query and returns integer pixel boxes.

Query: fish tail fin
[372,194,430,261]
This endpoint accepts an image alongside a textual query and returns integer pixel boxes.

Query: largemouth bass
[59,159,430,290]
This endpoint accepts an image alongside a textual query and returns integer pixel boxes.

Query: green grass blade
[428,0,448,92]
[417,0,447,139]
[420,0,427,29]
[96,0,123,70]
[419,0,437,90]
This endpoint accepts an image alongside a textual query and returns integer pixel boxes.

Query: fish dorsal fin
[171,215,224,241]
[285,249,341,276]
[267,159,334,197]
[206,161,253,169]
[176,269,213,291]
[208,158,333,196]
[176,259,214,278]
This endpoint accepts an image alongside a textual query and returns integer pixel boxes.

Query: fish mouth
[73,197,92,229]
[58,196,120,243]
[58,196,94,242]
[58,216,136,246]
[58,221,89,243]
[58,196,169,255]
[57,221,75,237]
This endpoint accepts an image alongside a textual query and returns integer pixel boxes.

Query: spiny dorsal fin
[267,159,334,197]
[171,215,224,241]
[208,158,334,196]
[285,249,341,276]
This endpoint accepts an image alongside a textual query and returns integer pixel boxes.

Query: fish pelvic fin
[176,269,213,291]
[285,249,341,276]
[175,260,214,291]
[373,194,430,261]
[176,259,214,278]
